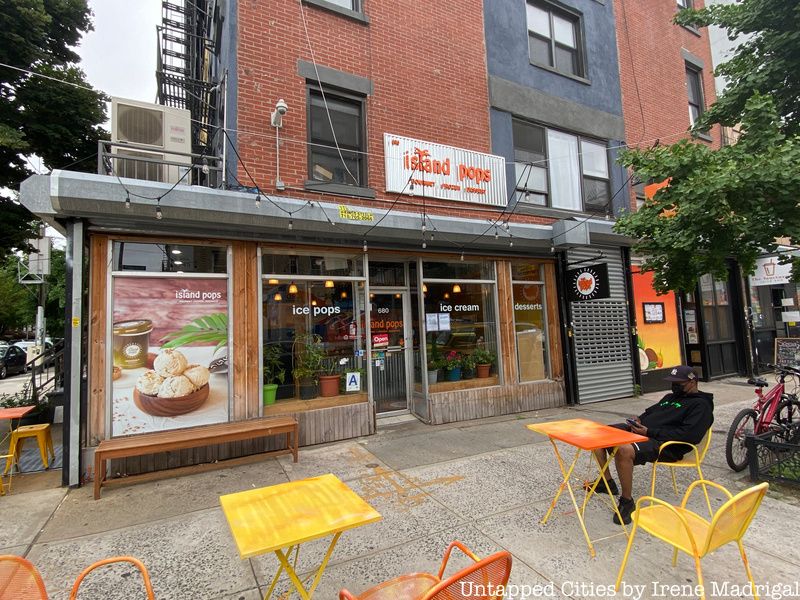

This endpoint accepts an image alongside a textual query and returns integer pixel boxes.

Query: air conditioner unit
[111,97,192,185]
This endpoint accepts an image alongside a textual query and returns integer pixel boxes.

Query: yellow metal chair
[616,480,769,600]
[3,424,55,475]
[650,429,712,516]
[339,541,512,600]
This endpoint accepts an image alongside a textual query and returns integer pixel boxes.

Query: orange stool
[3,424,55,474]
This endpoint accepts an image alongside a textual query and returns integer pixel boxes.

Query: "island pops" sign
[384,134,507,207]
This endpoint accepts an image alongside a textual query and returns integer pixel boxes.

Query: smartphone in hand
[625,418,638,427]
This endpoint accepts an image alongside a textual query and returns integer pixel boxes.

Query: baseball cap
[664,365,697,382]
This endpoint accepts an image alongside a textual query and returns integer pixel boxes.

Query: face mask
[671,382,686,396]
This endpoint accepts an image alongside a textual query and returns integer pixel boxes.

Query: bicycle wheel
[726,408,758,472]
[775,398,800,444]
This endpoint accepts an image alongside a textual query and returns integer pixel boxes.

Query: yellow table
[527,419,648,557]
[220,473,382,599]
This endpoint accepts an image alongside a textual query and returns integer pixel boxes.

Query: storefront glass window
[262,271,366,405]
[262,253,363,277]
[512,282,549,381]
[422,260,494,281]
[422,261,498,389]
[112,242,227,273]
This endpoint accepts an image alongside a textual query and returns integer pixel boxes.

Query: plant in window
[292,333,325,399]
[444,351,463,382]
[262,344,286,406]
[319,357,349,398]
[461,353,476,379]
[473,346,496,379]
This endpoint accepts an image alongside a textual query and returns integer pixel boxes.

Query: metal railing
[98,140,223,189]
[25,342,65,405]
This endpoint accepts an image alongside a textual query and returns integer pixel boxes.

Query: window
[511,263,550,381]
[514,119,610,214]
[526,1,584,78]
[677,0,692,8]
[326,0,357,9]
[112,242,228,273]
[308,87,365,186]
[686,66,704,126]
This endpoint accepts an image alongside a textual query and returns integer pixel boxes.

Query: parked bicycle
[725,363,800,471]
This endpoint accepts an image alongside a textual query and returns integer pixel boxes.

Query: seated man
[592,365,714,524]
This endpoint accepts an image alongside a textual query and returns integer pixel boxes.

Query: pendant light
[325,280,334,288]
[288,282,298,294]
[273,292,283,301]
[268,278,279,285]
[453,284,462,293]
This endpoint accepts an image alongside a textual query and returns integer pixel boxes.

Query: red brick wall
[613,0,721,210]
[235,0,553,227]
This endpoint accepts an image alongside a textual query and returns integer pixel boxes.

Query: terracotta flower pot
[319,374,340,397]
[476,364,491,378]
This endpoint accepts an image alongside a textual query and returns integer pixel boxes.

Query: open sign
[372,333,389,348]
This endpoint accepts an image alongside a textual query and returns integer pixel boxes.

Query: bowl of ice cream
[132,349,211,417]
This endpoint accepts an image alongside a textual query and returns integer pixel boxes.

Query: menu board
[774,338,800,368]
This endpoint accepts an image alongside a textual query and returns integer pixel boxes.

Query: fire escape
[157,0,221,159]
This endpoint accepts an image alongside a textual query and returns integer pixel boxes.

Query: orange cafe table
[527,418,648,557]
[0,405,34,496]
[220,473,381,599]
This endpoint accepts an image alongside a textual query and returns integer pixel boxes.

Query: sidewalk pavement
[3,377,800,599]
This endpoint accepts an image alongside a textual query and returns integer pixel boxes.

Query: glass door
[370,292,409,413]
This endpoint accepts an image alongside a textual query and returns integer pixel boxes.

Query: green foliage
[292,333,325,382]
[443,351,462,370]
[675,0,800,135]
[0,0,107,260]
[262,343,286,385]
[472,346,496,365]
[160,313,229,352]
[461,353,476,371]
[0,257,36,335]
[615,95,800,293]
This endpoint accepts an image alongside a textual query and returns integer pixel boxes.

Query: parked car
[12,340,55,368]
[0,345,28,379]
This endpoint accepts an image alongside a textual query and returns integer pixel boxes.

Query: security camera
[271,99,288,127]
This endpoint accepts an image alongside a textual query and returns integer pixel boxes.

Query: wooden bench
[93,416,298,499]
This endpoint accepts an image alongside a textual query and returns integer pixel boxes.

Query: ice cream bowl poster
[111,277,230,436]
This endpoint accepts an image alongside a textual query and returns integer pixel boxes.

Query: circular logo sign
[572,267,602,300]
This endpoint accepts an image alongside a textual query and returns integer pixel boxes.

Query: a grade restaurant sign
[384,133,507,207]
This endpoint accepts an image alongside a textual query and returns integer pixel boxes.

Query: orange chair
[69,556,155,599]
[616,481,769,600]
[0,555,48,600]
[339,541,511,600]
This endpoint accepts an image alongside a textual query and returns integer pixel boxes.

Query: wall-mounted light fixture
[268,278,279,285]
[271,99,288,190]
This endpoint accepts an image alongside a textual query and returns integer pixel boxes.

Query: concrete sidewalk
[4,378,800,599]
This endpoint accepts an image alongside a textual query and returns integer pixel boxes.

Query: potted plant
[262,344,285,405]
[444,351,462,382]
[461,353,476,379]
[292,333,325,400]
[319,357,348,397]
[426,355,443,385]
[472,347,495,378]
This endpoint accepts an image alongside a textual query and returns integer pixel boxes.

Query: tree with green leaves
[0,0,107,257]
[615,0,800,292]
[616,95,800,293]
[675,0,800,136]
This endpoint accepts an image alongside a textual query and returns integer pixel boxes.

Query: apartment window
[308,87,365,186]
[686,66,705,126]
[526,1,584,78]
[677,0,693,8]
[514,120,610,214]
[326,0,358,9]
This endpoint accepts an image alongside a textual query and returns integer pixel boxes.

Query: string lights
[155,201,163,220]
[255,194,261,208]
[125,192,130,209]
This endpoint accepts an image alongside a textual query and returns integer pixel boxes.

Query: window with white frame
[526,1,585,78]
[677,0,693,9]
[514,120,610,214]
[686,65,705,126]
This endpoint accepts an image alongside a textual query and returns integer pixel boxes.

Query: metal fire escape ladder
[157,0,220,156]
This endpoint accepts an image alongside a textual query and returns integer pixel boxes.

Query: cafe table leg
[540,441,582,526]
[589,447,630,536]
[270,532,342,600]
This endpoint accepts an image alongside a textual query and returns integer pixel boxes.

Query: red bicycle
[725,364,800,471]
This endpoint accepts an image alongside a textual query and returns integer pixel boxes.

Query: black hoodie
[638,390,714,452]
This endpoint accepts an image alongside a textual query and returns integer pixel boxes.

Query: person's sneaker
[613,496,635,525]
[583,477,619,496]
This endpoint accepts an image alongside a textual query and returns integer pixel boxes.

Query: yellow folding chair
[616,480,769,600]
[650,429,712,516]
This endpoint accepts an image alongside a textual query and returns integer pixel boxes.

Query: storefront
[80,228,567,479]
[748,254,800,369]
